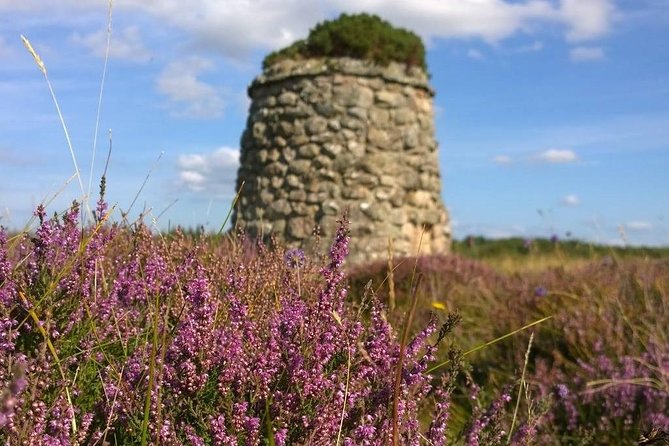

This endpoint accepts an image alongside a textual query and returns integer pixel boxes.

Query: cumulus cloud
[329,0,615,44]
[0,0,616,60]
[625,221,653,231]
[127,0,324,60]
[570,46,605,61]
[560,0,615,42]
[72,25,151,63]
[534,149,578,163]
[176,146,240,196]
[156,57,224,119]
[492,155,512,165]
[560,194,580,206]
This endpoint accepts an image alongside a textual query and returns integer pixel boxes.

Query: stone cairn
[232,57,451,264]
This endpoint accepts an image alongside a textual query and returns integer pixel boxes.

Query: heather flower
[284,247,306,269]
[534,286,548,297]
[555,383,569,399]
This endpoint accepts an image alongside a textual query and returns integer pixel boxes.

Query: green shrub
[263,13,427,71]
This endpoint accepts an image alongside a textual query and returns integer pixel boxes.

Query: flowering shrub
[350,250,669,443]
[4,200,665,444]
[2,203,515,445]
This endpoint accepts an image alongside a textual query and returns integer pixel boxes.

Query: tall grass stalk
[508,332,533,443]
[20,35,90,219]
[123,151,164,222]
[387,238,396,311]
[87,0,114,222]
[218,180,245,234]
[426,315,552,374]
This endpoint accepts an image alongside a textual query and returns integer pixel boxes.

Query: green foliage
[453,236,669,260]
[263,13,427,71]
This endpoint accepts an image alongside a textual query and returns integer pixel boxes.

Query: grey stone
[342,186,368,199]
[274,136,287,147]
[298,144,320,158]
[288,159,311,176]
[278,121,294,136]
[265,161,286,176]
[322,200,340,215]
[287,217,311,239]
[284,104,311,119]
[305,116,328,135]
[407,190,433,208]
[347,141,365,157]
[367,128,390,149]
[369,109,390,127]
[328,120,341,131]
[341,116,365,130]
[278,91,298,106]
[269,199,291,216]
[281,147,296,162]
[404,127,419,149]
[322,143,342,158]
[375,90,404,107]
[289,134,309,147]
[333,84,374,108]
[348,107,368,120]
[286,174,301,188]
[313,155,331,169]
[252,122,266,139]
[315,103,336,117]
[394,107,415,125]
[289,189,307,202]
[270,176,284,189]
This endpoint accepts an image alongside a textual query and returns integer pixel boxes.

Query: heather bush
[349,249,669,444]
[2,203,530,445]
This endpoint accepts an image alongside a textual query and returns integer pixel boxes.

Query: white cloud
[570,46,605,61]
[514,40,544,53]
[492,154,512,165]
[176,146,240,196]
[467,49,484,60]
[0,0,616,60]
[560,0,615,42]
[560,194,580,206]
[156,57,224,119]
[72,25,151,63]
[625,221,653,231]
[329,0,614,45]
[534,149,578,163]
[127,0,324,60]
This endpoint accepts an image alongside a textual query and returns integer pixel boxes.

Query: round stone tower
[233,16,451,263]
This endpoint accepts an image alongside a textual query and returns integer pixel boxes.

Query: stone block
[394,107,415,125]
[287,217,312,239]
[305,116,328,135]
[369,108,390,127]
[375,90,405,107]
[269,198,291,216]
[288,159,311,176]
[278,91,298,106]
[333,84,374,108]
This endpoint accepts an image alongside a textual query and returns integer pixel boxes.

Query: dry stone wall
[233,57,451,263]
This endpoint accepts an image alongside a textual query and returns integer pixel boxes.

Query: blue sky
[0,0,667,246]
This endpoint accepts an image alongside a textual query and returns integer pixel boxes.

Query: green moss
[263,13,427,71]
